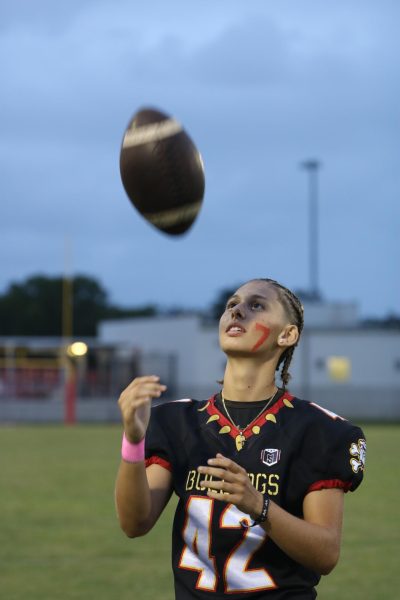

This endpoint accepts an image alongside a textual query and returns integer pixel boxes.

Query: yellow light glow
[327,356,351,382]
[67,342,88,357]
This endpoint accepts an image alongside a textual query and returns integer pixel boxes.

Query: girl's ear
[277,324,299,348]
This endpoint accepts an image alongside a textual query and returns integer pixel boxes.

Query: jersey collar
[198,392,295,451]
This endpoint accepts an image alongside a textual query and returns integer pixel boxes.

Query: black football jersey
[145,391,366,600]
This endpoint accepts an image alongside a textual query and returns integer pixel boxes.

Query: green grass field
[0,424,399,599]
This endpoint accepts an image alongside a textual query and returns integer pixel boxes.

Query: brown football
[120,107,205,235]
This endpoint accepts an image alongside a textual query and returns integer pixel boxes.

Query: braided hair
[255,278,304,389]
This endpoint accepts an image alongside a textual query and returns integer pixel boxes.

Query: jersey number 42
[179,496,276,593]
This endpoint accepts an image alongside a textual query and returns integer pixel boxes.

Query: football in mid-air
[120,107,205,236]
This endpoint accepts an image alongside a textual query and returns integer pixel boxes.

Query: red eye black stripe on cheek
[251,323,271,352]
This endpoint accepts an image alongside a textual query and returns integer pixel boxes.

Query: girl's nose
[231,303,245,319]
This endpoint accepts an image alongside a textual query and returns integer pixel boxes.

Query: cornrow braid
[255,278,304,389]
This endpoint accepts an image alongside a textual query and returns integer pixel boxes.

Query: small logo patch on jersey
[261,448,281,467]
[349,439,366,473]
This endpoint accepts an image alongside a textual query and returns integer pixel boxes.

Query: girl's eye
[226,302,236,310]
[251,302,263,310]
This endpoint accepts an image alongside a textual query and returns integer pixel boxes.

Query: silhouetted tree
[0,274,157,336]
[362,314,400,329]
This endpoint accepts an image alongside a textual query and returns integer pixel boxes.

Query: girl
[115,278,366,599]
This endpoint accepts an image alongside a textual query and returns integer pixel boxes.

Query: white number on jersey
[179,496,276,593]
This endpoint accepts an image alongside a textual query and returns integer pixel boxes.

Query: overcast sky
[1,0,399,318]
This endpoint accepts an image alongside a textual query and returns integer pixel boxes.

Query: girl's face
[219,280,293,358]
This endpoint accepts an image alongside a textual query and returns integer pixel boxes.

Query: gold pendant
[235,433,246,451]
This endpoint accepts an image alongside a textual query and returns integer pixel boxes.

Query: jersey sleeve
[145,405,173,472]
[299,412,366,495]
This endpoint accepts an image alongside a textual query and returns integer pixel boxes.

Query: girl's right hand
[118,375,167,443]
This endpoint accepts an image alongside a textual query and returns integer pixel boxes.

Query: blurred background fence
[0,338,177,423]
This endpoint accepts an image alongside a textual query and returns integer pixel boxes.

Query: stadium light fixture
[67,341,88,357]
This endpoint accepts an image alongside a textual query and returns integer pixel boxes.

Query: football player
[115,278,366,599]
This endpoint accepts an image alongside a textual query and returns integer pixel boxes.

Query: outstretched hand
[118,375,167,443]
[198,454,263,520]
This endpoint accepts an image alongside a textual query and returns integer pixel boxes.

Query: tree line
[0,275,157,337]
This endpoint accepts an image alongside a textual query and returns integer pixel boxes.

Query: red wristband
[121,433,145,463]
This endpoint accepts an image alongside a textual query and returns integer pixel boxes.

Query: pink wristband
[121,433,145,463]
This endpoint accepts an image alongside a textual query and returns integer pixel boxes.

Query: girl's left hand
[197,453,263,520]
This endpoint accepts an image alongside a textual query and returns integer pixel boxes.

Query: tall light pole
[301,159,321,300]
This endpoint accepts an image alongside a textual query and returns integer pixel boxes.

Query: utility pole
[63,237,76,425]
[301,159,321,300]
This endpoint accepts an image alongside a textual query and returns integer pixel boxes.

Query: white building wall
[303,302,359,327]
[288,329,400,419]
[307,330,400,387]
[99,315,199,388]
